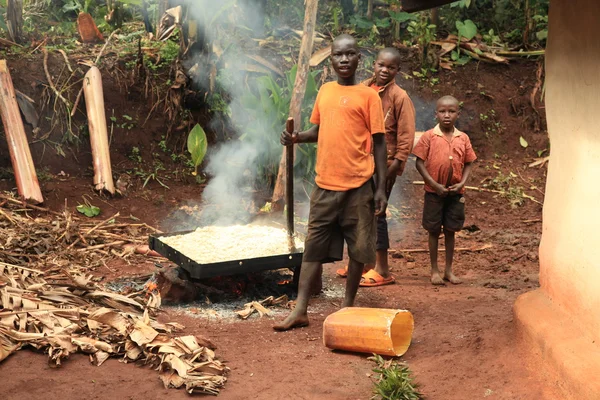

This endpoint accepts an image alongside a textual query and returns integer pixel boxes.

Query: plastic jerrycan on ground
[323,307,414,356]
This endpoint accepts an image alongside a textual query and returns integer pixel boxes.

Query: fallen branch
[0,193,61,216]
[496,49,545,57]
[412,181,543,205]
[392,244,493,254]
[57,49,73,73]
[42,48,71,111]
[85,212,120,236]
[76,240,126,252]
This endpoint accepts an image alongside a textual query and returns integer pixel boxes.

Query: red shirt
[412,125,477,194]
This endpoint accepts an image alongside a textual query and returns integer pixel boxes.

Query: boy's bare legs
[273,261,321,331]
[343,258,365,307]
[429,231,444,285]
[443,229,461,284]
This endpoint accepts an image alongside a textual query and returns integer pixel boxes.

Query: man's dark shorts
[422,192,465,234]
[303,180,376,265]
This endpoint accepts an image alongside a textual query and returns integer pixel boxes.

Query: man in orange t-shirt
[274,34,388,331]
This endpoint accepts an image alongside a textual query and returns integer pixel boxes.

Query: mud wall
[540,0,600,340]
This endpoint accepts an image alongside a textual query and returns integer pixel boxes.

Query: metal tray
[149,230,304,280]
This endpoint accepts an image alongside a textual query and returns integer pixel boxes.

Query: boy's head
[435,95,460,130]
[374,48,401,86]
[331,34,361,81]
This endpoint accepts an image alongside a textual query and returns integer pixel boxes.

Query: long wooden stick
[0,60,44,204]
[285,117,295,251]
[271,0,319,210]
[412,181,543,205]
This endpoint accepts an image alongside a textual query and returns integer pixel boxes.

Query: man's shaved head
[437,95,459,108]
[332,34,358,50]
[377,47,402,65]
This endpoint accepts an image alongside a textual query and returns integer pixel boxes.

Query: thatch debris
[0,262,228,395]
[235,295,290,319]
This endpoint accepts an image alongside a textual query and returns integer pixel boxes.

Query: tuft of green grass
[370,354,422,400]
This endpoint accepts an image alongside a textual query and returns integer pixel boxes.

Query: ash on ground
[106,266,346,321]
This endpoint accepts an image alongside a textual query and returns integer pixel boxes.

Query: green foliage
[485,171,526,207]
[370,354,422,400]
[456,19,478,41]
[480,109,503,137]
[406,14,436,66]
[129,146,142,163]
[76,202,101,217]
[187,124,208,176]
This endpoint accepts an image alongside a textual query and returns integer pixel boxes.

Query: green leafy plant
[370,354,422,400]
[76,196,101,218]
[456,19,478,41]
[406,13,436,65]
[187,124,208,176]
[129,146,142,163]
[484,171,526,207]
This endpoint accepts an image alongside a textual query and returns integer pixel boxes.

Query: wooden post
[285,117,295,251]
[82,66,116,195]
[6,0,23,44]
[0,60,43,204]
[271,0,319,210]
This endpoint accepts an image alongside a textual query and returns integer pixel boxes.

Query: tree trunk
[0,60,43,204]
[367,0,374,20]
[6,0,23,44]
[271,0,319,210]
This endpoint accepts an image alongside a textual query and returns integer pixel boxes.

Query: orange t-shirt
[310,82,385,191]
[412,125,477,194]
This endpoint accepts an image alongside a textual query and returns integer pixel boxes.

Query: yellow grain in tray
[159,225,304,264]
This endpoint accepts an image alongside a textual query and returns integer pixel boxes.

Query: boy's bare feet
[273,310,309,331]
[431,272,445,285]
[444,272,462,284]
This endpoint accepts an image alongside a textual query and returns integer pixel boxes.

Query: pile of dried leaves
[0,262,228,395]
[0,193,158,270]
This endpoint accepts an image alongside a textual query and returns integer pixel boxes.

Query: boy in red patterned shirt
[412,95,477,285]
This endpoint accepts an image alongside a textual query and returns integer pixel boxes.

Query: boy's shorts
[422,192,465,234]
[303,179,376,265]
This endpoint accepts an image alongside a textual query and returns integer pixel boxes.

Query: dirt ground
[0,50,559,399]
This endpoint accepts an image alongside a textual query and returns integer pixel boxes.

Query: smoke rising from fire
[182,0,282,227]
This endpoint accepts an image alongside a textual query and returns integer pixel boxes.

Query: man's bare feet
[273,310,309,331]
[444,272,462,284]
[431,272,445,285]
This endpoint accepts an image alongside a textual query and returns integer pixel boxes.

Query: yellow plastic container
[323,307,414,356]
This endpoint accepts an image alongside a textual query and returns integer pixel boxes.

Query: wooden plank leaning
[83,66,115,195]
[0,60,43,204]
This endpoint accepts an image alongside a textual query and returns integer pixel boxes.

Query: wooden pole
[271,0,319,210]
[83,66,116,195]
[0,60,43,204]
[285,117,295,250]
[6,0,23,44]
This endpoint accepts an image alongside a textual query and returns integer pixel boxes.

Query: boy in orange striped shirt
[413,95,476,285]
